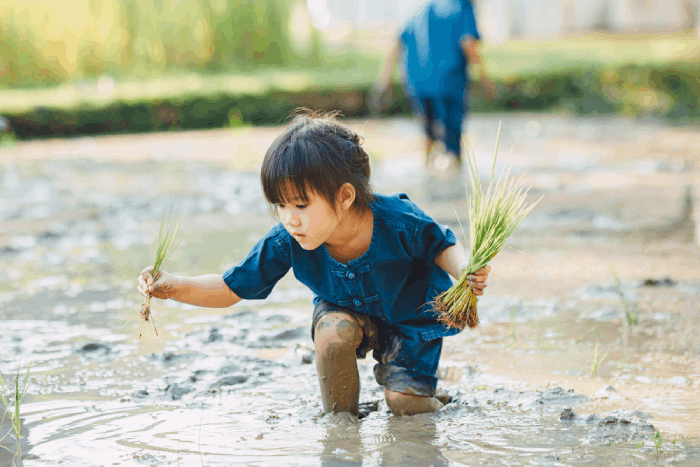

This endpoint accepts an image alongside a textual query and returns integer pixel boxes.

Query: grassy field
[1,32,698,115]
[0,64,379,114]
[480,31,700,76]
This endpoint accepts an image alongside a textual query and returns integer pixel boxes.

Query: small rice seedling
[575,326,599,344]
[590,342,607,377]
[0,361,32,448]
[434,122,542,329]
[126,198,188,338]
[509,306,517,348]
[609,264,637,325]
[653,431,676,455]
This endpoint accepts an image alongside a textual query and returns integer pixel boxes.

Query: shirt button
[347,272,355,279]
[353,299,362,307]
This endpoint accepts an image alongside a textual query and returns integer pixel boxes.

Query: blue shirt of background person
[376,0,495,165]
[400,0,480,100]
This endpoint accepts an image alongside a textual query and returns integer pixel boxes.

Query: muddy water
[2,113,700,466]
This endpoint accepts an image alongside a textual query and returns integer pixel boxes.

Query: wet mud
[1,114,700,465]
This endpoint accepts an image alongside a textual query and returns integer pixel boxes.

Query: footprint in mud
[151,351,203,363]
[202,325,248,344]
[357,400,381,420]
[76,342,113,360]
[165,382,195,401]
[78,342,110,353]
[642,277,677,287]
[217,375,249,386]
[560,408,656,444]
[524,387,589,408]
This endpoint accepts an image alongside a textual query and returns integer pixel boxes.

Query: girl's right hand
[137,266,178,300]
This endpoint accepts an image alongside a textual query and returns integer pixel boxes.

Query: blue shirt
[223,193,461,340]
[400,0,480,100]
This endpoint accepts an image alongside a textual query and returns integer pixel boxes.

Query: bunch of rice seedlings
[0,360,31,446]
[434,122,541,329]
[127,198,188,338]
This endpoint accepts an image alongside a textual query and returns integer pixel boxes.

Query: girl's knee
[384,388,442,415]
[314,313,362,353]
[384,388,412,411]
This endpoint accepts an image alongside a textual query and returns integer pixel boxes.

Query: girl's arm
[434,242,490,296]
[138,267,241,308]
[434,241,469,279]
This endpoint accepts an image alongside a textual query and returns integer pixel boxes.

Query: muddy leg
[384,389,443,416]
[314,313,363,416]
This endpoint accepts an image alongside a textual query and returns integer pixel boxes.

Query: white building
[312,0,700,40]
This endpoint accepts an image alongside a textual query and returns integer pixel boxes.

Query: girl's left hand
[462,264,490,296]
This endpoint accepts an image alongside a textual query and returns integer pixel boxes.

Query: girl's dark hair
[261,109,374,213]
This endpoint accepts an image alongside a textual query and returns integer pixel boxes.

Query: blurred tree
[0,0,315,86]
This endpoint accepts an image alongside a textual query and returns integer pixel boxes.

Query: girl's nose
[284,210,301,227]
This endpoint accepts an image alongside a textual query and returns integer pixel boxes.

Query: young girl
[137,111,491,417]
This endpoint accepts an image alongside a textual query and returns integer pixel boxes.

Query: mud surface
[1,113,700,466]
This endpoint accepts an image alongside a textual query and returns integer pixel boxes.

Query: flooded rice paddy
[1,113,700,466]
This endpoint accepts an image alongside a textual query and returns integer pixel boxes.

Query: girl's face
[276,189,341,250]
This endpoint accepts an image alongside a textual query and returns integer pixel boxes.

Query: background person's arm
[461,37,496,100]
[377,39,401,93]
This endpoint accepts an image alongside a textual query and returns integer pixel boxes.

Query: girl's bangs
[262,146,311,206]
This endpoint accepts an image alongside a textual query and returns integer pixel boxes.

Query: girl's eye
[296,205,307,209]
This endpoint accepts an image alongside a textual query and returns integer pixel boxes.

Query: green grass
[590,342,607,377]
[609,264,638,326]
[0,361,32,447]
[2,32,697,115]
[0,60,381,114]
[481,32,700,78]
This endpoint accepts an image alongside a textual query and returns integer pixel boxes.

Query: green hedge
[2,62,699,141]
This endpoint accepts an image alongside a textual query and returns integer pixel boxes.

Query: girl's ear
[338,183,356,211]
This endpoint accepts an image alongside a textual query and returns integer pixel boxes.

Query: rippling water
[2,114,700,466]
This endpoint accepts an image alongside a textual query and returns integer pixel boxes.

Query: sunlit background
[0,0,698,81]
[2,3,700,466]
[0,1,698,90]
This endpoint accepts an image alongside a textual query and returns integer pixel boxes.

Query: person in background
[376,0,496,170]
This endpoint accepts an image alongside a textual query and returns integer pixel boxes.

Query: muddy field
[1,113,700,466]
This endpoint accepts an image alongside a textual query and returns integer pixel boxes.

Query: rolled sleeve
[222,224,291,300]
[410,219,457,267]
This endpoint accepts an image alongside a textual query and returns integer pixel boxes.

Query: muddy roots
[138,297,159,339]
[435,288,480,330]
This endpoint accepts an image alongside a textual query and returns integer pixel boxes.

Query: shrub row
[2,62,699,141]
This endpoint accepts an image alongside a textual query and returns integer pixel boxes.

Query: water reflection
[0,445,23,467]
[373,419,447,467]
[320,415,447,467]
[0,420,28,467]
[320,415,363,467]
